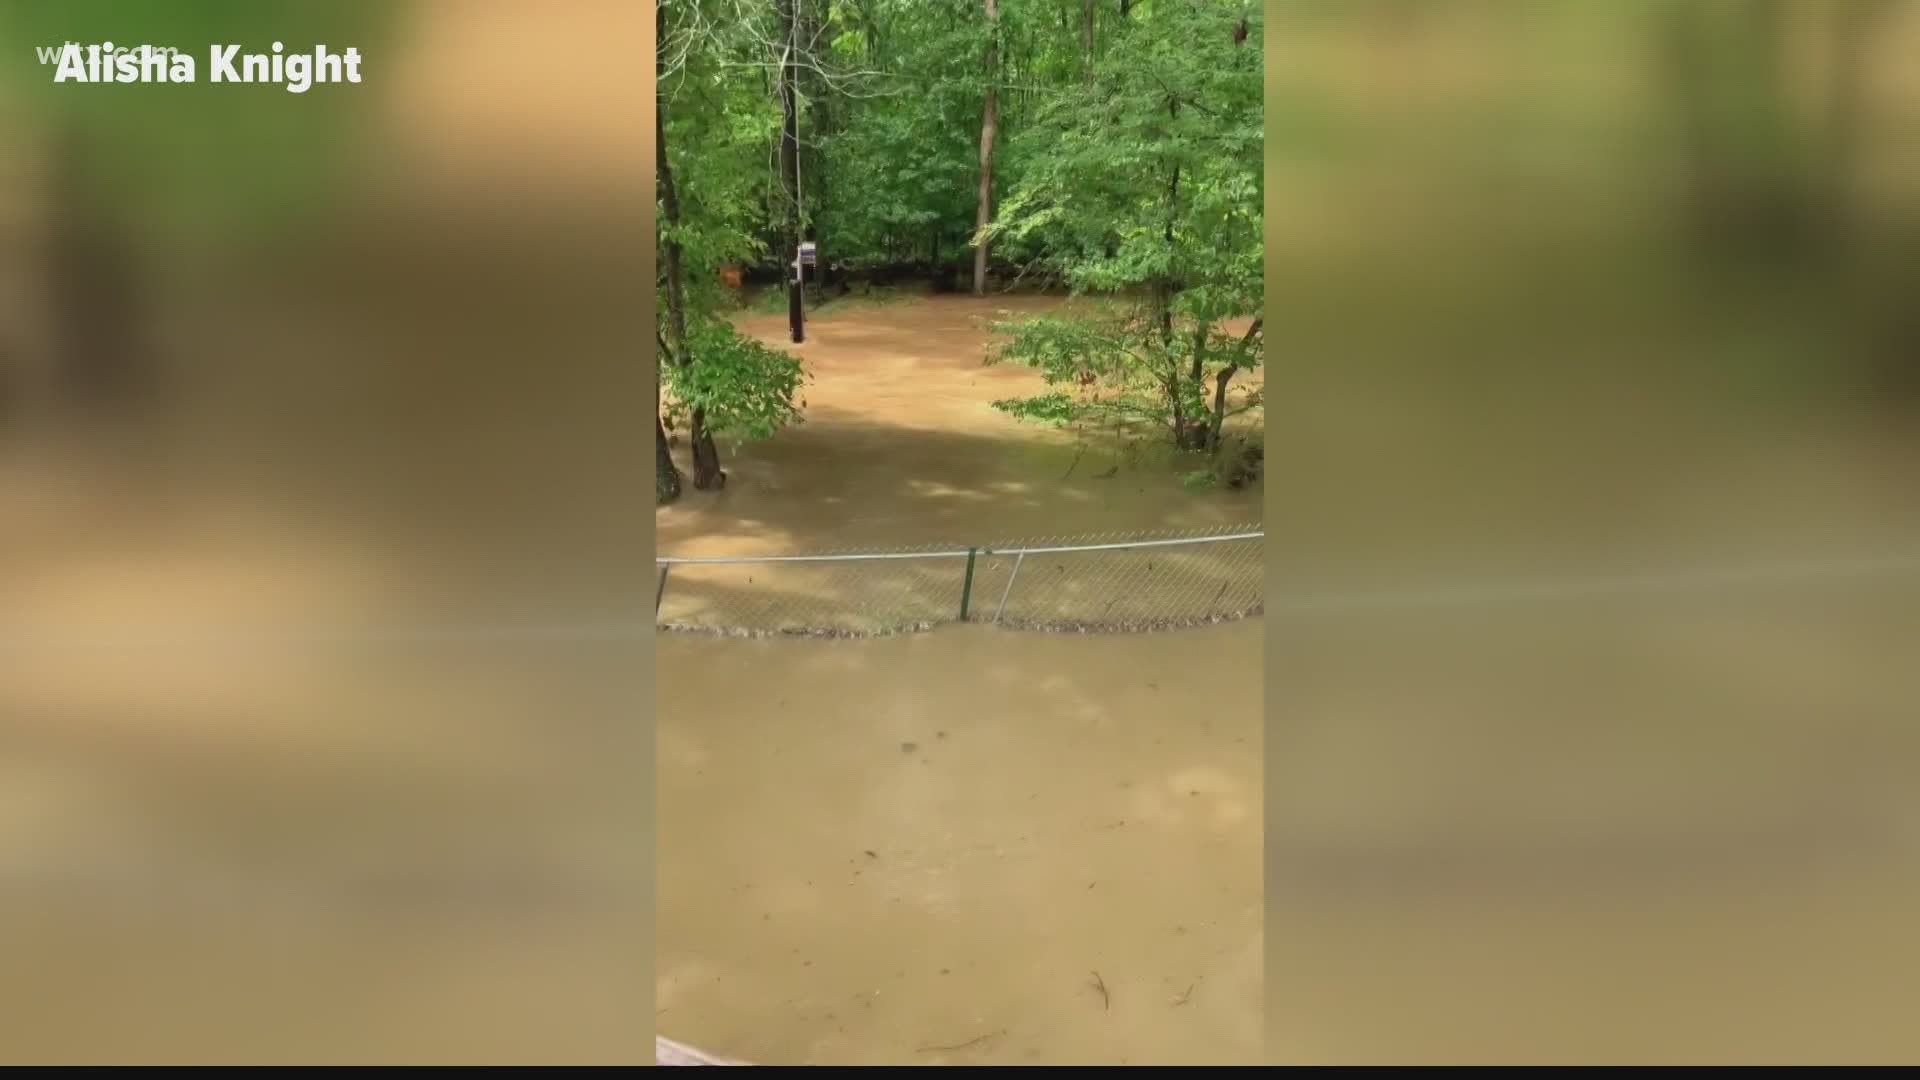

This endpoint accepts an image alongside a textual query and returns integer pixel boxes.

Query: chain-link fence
[655,525,1263,637]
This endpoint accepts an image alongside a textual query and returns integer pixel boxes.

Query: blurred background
[0,0,649,1063]
[1269,0,1920,1064]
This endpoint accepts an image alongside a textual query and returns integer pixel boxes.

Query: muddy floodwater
[655,294,1264,1064]
[656,621,1263,1066]
[657,293,1263,556]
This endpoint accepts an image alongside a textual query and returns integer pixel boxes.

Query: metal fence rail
[655,525,1264,637]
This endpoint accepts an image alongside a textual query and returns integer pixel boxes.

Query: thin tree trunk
[778,0,799,232]
[1166,353,1184,446]
[800,0,829,286]
[1159,88,1182,341]
[1183,320,1208,449]
[973,0,999,296]
[1157,157,1180,351]
[1082,0,1095,83]
[1208,317,1261,451]
[1207,367,1235,452]
[655,409,682,504]
[657,110,689,359]
[655,330,684,504]
[1155,79,1184,445]
[690,406,723,489]
[778,0,803,340]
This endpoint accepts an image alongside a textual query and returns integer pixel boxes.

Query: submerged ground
[654,293,1266,1065]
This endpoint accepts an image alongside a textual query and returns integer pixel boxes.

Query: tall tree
[778,0,803,260]
[799,0,832,284]
[972,0,1000,295]
[656,0,807,499]
[657,9,723,492]
[984,1,1263,453]
[655,102,701,496]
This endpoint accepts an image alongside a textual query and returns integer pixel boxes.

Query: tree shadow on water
[658,414,1263,555]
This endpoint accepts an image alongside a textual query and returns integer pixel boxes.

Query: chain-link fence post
[958,546,978,620]
[993,550,1025,623]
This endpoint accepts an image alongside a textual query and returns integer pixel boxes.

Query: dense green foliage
[984,0,1264,451]
[660,0,1263,279]
[817,0,985,271]
[656,0,807,497]
[661,321,806,443]
[655,0,1266,502]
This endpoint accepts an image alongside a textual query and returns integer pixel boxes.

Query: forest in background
[655,0,1266,502]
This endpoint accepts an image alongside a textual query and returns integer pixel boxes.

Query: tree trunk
[655,409,682,504]
[1166,354,1184,446]
[690,407,724,490]
[1156,157,1180,351]
[973,0,999,296]
[657,10,721,489]
[657,110,689,359]
[778,0,804,341]
[1181,321,1209,449]
[1207,365,1235,452]
[1082,0,1096,83]
[800,0,829,288]
[1153,80,1185,445]
[778,0,800,255]
[1208,318,1261,452]
[1158,88,1182,342]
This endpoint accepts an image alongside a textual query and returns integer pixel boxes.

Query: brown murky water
[657,294,1263,556]
[655,298,1265,1064]
[656,621,1263,1066]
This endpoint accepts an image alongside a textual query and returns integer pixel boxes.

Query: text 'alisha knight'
[41,42,363,93]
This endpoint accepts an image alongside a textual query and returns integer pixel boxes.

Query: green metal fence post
[958,547,978,621]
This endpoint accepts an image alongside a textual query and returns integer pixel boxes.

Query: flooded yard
[654,295,1265,1064]
[656,621,1262,1066]
[657,293,1262,557]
